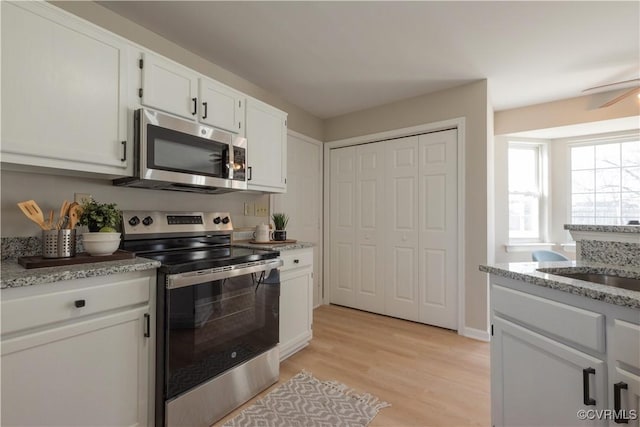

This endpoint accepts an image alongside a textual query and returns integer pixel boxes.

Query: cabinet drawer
[613,319,640,370]
[492,284,605,353]
[279,250,313,272]
[1,276,151,336]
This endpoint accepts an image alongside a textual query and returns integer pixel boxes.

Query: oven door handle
[166,259,283,289]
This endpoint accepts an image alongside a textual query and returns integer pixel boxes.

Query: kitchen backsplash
[1,170,271,238]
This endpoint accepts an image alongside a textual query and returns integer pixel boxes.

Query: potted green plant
[271,212,289,241]
[77,199,122,256]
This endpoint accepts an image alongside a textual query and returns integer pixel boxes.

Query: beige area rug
[223,371,390,427]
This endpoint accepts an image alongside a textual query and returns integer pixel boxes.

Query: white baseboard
[460,326,490,342]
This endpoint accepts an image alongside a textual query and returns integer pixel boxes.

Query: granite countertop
[564,224,640,233]
[480,261,640,309]
[233,240,315,251]
[1,257,160,289]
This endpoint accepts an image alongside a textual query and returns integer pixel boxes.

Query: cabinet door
[279,268,313,360]
[199,77,244,134]
[1,1,129,175]
[611,369,640,427]
[140,51,198,120]
[1,307,150,427]
[246,97,287,192]
[611,319,640,426]
[492,316,607,427]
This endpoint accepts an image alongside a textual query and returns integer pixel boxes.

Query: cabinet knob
[294,259,300,264]
[74,299,86,308]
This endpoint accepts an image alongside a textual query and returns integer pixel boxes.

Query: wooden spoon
[17,200,48,230]
[67,203,82,230]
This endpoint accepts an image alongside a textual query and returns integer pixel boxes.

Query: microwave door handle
[227,145,233,178]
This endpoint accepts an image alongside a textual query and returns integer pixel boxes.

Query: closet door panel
[330,147,357,307]
[355,143,385,312]
[419,129,458,329]
[384,136,420,322]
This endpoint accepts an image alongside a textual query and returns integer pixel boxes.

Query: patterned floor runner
[223,371,390,427]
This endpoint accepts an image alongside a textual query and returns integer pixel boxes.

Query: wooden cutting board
[248,239,297,244]
[18,250,135,269]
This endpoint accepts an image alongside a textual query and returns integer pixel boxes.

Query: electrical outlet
[74,193,92,204]
[244,202,255,216]
[255,203,268,217]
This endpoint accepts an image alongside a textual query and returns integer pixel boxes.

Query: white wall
[1,170,270,237]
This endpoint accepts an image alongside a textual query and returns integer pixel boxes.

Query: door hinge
[139,58,144,69]
[238,122,241,129]
[284,119,287,127]
[491,324,494,336]
[239,100,242,108]
[138,88,143,98]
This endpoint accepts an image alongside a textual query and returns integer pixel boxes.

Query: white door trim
[323,117,467,335]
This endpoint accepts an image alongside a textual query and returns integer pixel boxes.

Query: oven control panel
[121,211,233,238]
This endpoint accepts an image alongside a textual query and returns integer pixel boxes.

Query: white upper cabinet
[245,97,287,193]
[1,1,130,176]
[139,53,245,135]
[139,52,199,120]
[199,78,244,134]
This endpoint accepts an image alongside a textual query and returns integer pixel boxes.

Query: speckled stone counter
[1,257,160,289]
[564,224,640,233]
[480,261,640,309]
[233,240,315,251]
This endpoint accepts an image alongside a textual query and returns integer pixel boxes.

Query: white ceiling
[99,1,640,119]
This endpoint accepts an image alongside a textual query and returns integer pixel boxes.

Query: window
[508,143,544,240]
[570,136,640,225]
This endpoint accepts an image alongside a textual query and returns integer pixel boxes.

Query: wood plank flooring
[214,304,490,426]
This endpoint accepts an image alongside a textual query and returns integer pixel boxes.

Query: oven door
[163,259,281,401]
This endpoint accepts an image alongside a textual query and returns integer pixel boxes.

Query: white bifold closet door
[329,129,458,330]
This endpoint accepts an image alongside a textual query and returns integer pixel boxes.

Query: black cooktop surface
[140,246,279,274]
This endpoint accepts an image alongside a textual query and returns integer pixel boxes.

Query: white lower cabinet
[1,271,155,427]
[279,248,313,360]
[492,317,606,426]
[490,276,640,427]
[611,319,640,426]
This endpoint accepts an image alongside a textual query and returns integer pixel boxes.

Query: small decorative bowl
[82,232,121,256]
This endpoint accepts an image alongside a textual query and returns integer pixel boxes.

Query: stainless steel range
[121,211,282,427]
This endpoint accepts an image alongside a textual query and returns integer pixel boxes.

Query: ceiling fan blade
[583,78,640,94]
[598,87,640,108]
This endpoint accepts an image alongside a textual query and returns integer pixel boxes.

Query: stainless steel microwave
[114,108,247,194]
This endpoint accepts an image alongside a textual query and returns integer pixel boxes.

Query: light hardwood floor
[215,304,490,426]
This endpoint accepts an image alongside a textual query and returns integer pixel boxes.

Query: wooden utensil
[67,203,82,230]
[17,200,48,230]
[47,210,54,230]
[56,200,71,229]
